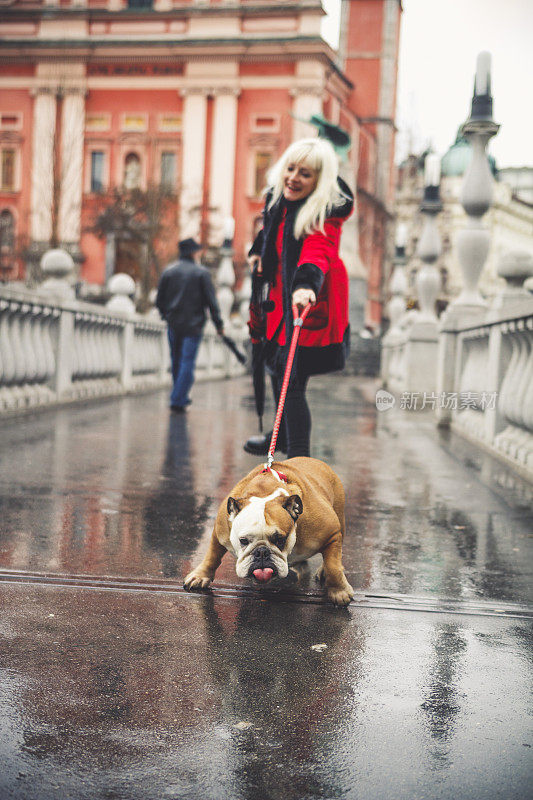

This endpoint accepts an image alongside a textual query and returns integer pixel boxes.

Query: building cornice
[0,3,325,22]
[0,36,352,89]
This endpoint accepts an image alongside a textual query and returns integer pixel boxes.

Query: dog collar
[262,465,288,484]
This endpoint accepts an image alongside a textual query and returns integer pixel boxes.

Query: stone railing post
[106,273,136,315]
[436,51,500,426]
[39,248,76,301]
[400,155,442,394]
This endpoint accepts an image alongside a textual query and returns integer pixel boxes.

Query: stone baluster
[41,306,56,383]
[9,302,27,398]
[19,304,39,386]
[30,306,48,386]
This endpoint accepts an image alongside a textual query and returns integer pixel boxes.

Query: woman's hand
[248,254,262,275]
[292,288,316,310]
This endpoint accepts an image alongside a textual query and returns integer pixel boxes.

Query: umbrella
[221,334,246,365]
[251,340,265,433]
[249,271,271,433]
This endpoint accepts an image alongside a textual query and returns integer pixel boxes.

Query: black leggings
[270,365,311,459]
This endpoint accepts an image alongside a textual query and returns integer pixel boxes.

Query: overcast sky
[321,0,533,168]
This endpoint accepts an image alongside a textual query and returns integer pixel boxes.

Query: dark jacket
[156,258,223,336]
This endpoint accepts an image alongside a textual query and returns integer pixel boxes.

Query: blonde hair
[266,138,344,239]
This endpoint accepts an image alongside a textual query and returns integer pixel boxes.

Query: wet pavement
[0,375,532,800]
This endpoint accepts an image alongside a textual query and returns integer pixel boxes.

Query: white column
[31,89,57,243]
[290,88,322,140]
[179,89,208,240]
[208,89,239,246]
[58,89,86,245]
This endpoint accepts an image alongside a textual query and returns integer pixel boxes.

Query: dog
[184,457,354,606]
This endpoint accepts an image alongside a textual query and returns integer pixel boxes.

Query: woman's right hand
[248,254,262,275]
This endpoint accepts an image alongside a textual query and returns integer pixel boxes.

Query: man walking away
[156,238,224,413]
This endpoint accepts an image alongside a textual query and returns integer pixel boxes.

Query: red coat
[267,210,350,348]
[248,177,353,376]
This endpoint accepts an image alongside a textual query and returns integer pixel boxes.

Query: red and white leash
[263,303,311,481]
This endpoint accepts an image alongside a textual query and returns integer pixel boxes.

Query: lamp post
[455,51,500,307]
[387,222,408,330]
[216,216,236,324]
[416,154,442,322]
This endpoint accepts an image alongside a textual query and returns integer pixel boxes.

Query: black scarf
[260,196,305,344]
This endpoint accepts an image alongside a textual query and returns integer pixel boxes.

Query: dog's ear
[227,496,242,520]
[283,494,303,521]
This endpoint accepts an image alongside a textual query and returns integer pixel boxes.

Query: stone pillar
[402,156,442,394]
[30,88,57,245]
[208,89,239,246]
[179,88,208,241]
[58,88,86,256]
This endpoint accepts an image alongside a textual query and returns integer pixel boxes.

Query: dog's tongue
[253,568,274,583]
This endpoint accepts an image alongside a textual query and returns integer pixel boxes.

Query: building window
[86,114,110,133]
[90,151,105,193]
[122,114,148,133]
[124,152,141,190]
[158,115,182,133]
[1,150,16,192]
[253,151,273,197]
[0,113,22,131]
[128,0,153,7]
[251,114,280,134]
[0,209,15,249]
[160,151,177,191]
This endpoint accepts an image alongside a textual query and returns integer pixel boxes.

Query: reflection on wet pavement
[0,375,532,799]
[1,376,531,604]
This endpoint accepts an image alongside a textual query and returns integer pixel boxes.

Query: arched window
[124,152,141,190]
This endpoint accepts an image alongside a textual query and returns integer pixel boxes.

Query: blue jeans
[168,330,202,408]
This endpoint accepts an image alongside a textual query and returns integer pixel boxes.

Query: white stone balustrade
[446,296,533,478]
[0,284,248,416]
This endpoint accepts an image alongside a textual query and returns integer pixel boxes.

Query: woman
[244,137,354,459]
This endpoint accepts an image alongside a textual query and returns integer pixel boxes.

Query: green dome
[441,128,497,177]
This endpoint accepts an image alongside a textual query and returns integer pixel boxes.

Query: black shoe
[170,405,187,414]
[243,431,287,456]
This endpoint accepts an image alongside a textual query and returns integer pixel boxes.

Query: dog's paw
[184,570,213,592]
[327,582,354,607]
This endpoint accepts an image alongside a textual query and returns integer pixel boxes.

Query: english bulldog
[184,457,354,606]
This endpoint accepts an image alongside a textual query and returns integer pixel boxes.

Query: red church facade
[0,0,401,328]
